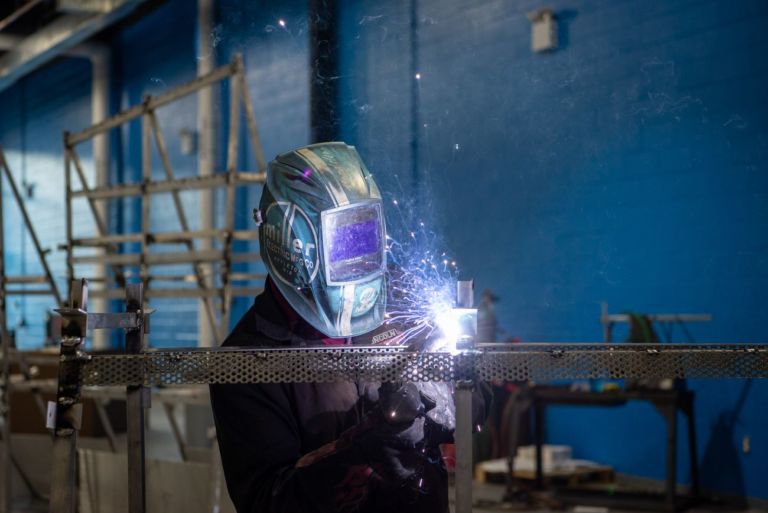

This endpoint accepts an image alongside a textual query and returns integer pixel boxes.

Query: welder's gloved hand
[416,382,456,445]
[363,383,428,481]
[417,381,493,447]
[297,382,428,483]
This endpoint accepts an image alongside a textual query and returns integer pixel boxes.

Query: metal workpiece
[48,281,90,513]
[73,343,768,387]
[474,343,768,381]
[83,347,459,386]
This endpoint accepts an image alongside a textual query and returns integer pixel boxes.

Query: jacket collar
[251,276,347,346]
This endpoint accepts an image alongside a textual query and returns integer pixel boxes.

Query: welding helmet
[257,142,387,337]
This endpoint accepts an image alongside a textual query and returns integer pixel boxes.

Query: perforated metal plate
[80,344,768,387]
[475,344,768,382]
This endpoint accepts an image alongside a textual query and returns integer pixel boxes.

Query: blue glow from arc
[381,197,460,352]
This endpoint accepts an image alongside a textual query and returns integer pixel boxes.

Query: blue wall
[0,0,309,348]
[337,0,768,500]
[0,57,93,348]
[0,0,766,500]
[214,0,311,324]
[111,0,201,346]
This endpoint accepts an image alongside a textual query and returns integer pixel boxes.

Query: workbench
[530,385,698,512]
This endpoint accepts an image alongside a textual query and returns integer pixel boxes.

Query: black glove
[417,381,493,447]
[289,383,457,512]
[296,383,428,481]
[343,382,427,481]
[416,382,455,446]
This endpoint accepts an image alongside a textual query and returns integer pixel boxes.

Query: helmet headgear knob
[252,208,263,226]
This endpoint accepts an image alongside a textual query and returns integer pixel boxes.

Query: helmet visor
[321,201,385,285]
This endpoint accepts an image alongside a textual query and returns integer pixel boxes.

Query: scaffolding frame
[0,146,66,513]
[63,54,267,344]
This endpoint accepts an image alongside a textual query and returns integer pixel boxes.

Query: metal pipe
[90,44,110,350]
[454,385,473,513]
[197,0,216,348]
[67,61,236,146]
[0,150,63,305]
[0,154,10,513]
[0,0,44,33]
[124,284,147,513]
[69,171,265,199]
[0,0,148,93]
[87,286,263,300]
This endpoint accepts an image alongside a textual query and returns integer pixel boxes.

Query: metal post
[0,148,63,305]
[49,280,90,513]
[0,166,10,513]
[601,302,612,342]
[686,395,700,500]
[534,399,544,489]
[64,146,74,290]
[454,384,473,513]
[454,279,475,513]
[91,47,110,350]
[197,0,216,350]
[125,284,147,513]
[140,106,152,306]
[220,58,242,340]
[665,403,678,512]
[238,66,266,172]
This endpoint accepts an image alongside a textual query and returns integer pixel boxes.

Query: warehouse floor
[8,407,765,513]
[450,483,768,513]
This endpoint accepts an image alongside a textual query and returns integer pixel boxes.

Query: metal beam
[70,171,265,199]
[57,0,122,13]
[0,0,45,33]
[0,0,148,93]
[66,60,239,145]
[87,286,263,300]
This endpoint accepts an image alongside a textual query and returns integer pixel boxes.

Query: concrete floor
[11,406,764,513]
[14,475,766,513]
[450,483,768,513]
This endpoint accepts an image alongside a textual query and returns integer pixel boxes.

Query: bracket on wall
[528,8,558,53]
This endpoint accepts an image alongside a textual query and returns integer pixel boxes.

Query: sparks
[383,201,462,352]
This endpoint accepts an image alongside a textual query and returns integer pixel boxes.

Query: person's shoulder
[222,288,291,348]
[222,302,269,348]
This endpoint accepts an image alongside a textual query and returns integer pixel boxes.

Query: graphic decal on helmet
[262,201,320,287]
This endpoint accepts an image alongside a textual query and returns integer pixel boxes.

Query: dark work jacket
[210,284,458,513]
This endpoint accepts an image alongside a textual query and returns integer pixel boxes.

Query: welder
[210,142,488,513]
